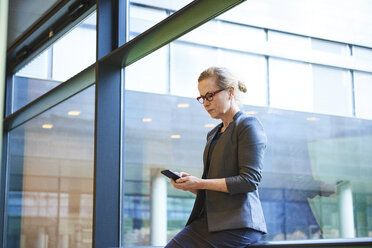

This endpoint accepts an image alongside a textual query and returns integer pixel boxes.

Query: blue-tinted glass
[6,86,95,247]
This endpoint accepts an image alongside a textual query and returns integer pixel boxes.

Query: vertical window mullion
[94,1,127,248]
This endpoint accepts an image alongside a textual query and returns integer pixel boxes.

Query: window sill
[251,238,372,247]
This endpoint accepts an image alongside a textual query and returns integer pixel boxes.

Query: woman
[165,67,267,248]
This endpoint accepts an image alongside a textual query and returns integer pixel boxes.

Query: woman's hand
[169,171,229,194]
[170,172,202,195]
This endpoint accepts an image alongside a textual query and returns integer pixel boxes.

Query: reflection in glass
[6,86,95,248]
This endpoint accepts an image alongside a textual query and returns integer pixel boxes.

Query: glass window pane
[218,0,372,47]
[122,2,372,246]
[129,1,193,40]
[13,12,96,113]
[123,93,372,244]
[125,45,169,94]
[311,39,349,56]
[312,65,353,117]
[129,5,168,38]
[217,21,266,50]
[269,59,353,116]
[170,43,267,104]
[123,92,206,246]
[219,50,267,106]
[353,46,372,61]
[52,13,96,82]
[170,42,218,98]
[6,86,95,247]
[268,31,310,51]
[16,49,51,80]
[178,20,266,52]
[12,76,60,112]
[354,71,372,120]
[269,58,313,112]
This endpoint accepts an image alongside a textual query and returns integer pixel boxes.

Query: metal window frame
[6,0,96,75]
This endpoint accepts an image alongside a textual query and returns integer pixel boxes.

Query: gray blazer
[186,111,267,233]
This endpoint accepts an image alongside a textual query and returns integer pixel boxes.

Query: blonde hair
[198,67,247,105]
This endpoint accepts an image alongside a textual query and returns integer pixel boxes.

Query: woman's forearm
[172,176,228,193]
[201,178,228,193]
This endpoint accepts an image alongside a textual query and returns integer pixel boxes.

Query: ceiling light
[42,124,53,129]
[170,134,181,139]
[245,111,257,115]
[204,123,215,128]
[68,110,81,116]
[142,118,152,122]
[306,117,319,121]
[177,103,189,108]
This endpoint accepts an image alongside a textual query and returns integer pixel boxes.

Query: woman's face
[198,77,231,119]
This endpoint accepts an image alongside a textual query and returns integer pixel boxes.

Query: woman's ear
[228,87,234,98]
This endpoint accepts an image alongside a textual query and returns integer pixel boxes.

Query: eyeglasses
[196,89,225,104]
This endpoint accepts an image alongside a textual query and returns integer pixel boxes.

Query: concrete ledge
[114,238,372,248]
[251,238,372,247]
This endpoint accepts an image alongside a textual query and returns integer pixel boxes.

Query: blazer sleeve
[225,117,267,194]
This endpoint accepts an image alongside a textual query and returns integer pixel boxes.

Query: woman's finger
[179,172,190,177]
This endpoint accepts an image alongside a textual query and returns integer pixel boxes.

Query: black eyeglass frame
[196,88,226,104]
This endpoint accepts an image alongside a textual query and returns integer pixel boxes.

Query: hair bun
[238,81,247,93]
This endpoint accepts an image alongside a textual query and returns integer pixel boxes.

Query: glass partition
[6,86,95,248]
[122,1,372,247]
[123,91,372,245]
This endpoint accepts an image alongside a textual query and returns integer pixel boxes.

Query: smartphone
[161,169,181,181]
